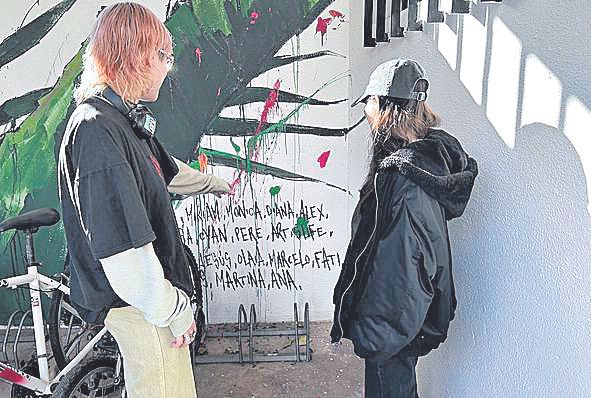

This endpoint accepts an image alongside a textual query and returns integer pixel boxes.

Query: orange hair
[75,2,171,104]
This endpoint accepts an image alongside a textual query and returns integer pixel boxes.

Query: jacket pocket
[416,252,434,296]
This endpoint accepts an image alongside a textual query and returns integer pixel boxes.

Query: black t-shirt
[58,97,192,323]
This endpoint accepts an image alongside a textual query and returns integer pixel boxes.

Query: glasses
[158,49,174,71]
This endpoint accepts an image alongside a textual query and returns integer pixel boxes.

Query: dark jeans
[364,354,419,398]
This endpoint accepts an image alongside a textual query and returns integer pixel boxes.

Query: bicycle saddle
[0,208,60,233]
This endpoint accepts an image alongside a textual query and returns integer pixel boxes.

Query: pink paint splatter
[217,87,222,97]
[250,11,259,25]
[228,176,241,196]
[195,48,202,65]
[317,151,331,168]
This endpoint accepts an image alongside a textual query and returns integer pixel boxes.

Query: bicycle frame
[0,230,110,395]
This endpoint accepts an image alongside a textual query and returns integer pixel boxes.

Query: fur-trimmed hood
[379,129,478,220]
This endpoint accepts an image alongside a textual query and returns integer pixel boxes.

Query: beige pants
[104,306,197,398]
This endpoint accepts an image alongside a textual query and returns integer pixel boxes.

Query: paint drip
[292,216,311,239]
[195,48,202,65]
[315,17,332,45]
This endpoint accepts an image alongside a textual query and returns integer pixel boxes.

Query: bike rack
[1,308,37,369]
[193,302,311,365]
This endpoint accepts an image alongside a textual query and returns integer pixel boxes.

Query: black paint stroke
[19,1,41,29]
[206,117,365,137]
[0,87,52,125]
[0,0,78,68]
[227,87,346,107]
[263,50,345,74]
[202,147,349,193]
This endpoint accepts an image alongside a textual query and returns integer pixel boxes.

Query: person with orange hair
[58,3,229,397]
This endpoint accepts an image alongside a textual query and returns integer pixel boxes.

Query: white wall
[0,0,354,324]
[348,0,591,396]
[178,0,353,324]
[2,1,589,394]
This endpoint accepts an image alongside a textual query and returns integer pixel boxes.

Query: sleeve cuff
[212,177,231,193]
[168,304,194,337]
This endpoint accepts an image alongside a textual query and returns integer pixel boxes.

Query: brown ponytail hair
[359,80,442,200]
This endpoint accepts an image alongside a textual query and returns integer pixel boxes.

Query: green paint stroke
[230,137,241,154]
[292,216,311,239]
[165,4,204,61]
[191,0,233,35]
[269,186,281,196]
[0,48,83,253]
[189,160,201,171]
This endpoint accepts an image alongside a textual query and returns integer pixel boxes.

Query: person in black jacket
[331,59,478,397]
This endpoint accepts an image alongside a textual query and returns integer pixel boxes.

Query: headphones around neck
[94,87,157,139]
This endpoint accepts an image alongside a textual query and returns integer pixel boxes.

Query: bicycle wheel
[48,258,105,370]
[51,356,124,398]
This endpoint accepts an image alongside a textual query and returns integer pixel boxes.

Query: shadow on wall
[412,1,591,397]
[420,122,591,397]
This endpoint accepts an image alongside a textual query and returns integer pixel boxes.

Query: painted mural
[0,0,356,322]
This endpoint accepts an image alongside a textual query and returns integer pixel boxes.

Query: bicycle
[0,208,124,397]
[46,199,207,370]
[0,209,205,398]
[47,247,206,372]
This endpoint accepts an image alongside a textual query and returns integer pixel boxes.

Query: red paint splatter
[0,366,27,384]
[329,10,345,18]
[317,151,331,168]
[315,17,332,46]
[195,48,202,65]
[316,10,346,45]
[249,79,280,161]
[217,87,222,96]
[230,79,281,193]
[149,155,163,179]
[250,11,259,25]
[256,79,280,130]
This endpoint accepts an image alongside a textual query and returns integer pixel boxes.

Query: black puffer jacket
[330,129,478,362]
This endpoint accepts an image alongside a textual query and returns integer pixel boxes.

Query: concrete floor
[194,321,363,397]
[1,322,364,397]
